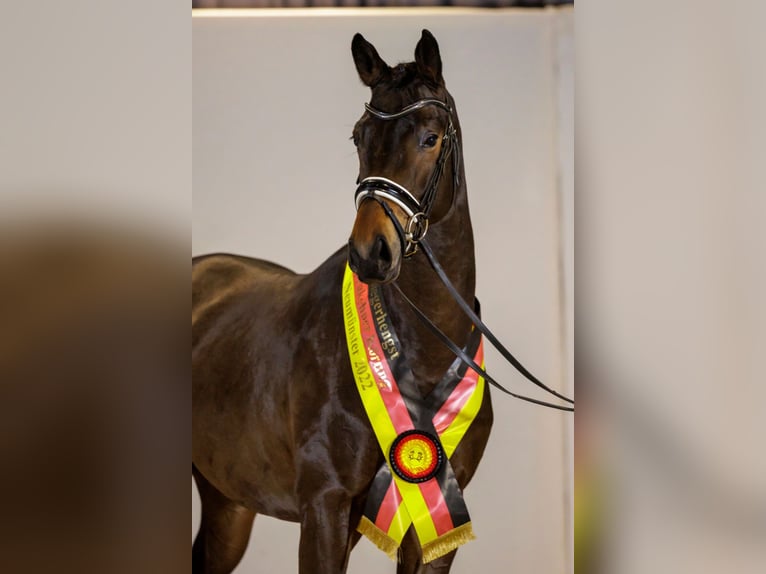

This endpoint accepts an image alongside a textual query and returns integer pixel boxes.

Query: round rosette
[388,429,445,483]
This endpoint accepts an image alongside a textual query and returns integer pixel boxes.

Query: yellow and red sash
[342,264,486,563]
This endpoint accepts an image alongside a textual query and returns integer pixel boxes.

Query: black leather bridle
[354,98,574,412]
[354,98,460,257]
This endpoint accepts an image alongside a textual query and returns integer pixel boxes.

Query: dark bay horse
[192,30,492,574]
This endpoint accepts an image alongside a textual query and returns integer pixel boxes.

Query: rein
[354,98,574,413]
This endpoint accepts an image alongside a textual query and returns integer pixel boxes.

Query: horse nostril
[348,239,362,270]
[374,236,392,266]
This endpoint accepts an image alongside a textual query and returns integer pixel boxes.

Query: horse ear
[414,29,443,86]
[352,33,389,88]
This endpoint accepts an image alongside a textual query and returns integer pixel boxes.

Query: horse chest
[288,365,384,495]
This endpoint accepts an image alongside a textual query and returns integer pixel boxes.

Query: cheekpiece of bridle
[354,98,461,257]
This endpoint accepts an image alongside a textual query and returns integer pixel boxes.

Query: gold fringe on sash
[356,516,399,562]
[421,522,476,564]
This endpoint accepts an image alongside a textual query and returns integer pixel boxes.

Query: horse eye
[351,134,360,147]
[422,134,439,148]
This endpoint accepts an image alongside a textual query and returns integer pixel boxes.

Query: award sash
[342,264,486,563]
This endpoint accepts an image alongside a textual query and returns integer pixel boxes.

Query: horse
[192,30,493,574]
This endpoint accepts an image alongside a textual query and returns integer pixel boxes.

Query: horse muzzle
[347,233,400,284]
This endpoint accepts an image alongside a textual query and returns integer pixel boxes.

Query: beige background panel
[193,8,573,573]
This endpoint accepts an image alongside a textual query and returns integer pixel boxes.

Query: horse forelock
[368,62,447,114]
[391,63,416,86]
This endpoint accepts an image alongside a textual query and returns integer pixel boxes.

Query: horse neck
[383,181,476,394]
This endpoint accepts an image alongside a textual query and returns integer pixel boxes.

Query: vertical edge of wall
[551,5,575,574]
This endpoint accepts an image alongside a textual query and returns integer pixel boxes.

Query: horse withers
[192,30,493,574]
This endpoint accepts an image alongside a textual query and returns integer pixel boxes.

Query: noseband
[354,98,461,257]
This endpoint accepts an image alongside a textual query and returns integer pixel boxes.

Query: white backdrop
[193,8,573,573]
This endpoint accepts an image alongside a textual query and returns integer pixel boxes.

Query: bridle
[354,98,460,257]
[353,98,574,412]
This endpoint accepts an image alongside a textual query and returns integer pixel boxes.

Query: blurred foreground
[0,2,189,571]
[576,2,766,572]
[0,224,189,574]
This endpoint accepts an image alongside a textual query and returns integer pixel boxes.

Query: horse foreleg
[397,527,457,574]
[298,491,354,574]
[193,467,256,574]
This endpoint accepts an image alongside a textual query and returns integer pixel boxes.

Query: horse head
[348,30,460,284]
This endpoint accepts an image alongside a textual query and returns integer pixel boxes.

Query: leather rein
[354,98,574,412]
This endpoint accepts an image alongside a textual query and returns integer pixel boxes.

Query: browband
[364,99,452,120]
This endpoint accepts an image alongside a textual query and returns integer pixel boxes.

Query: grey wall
[193,8,573,573]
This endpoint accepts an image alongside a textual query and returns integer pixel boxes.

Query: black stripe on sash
[362,464,394,525]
